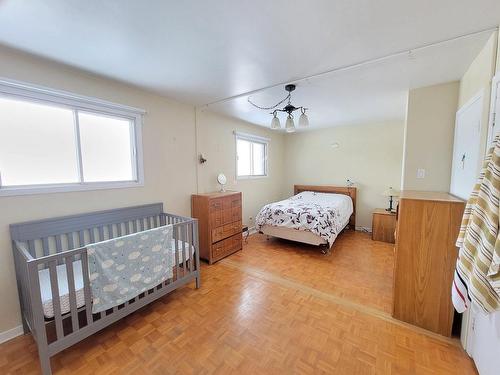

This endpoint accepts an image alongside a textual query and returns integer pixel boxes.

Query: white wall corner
[0,325,23,344]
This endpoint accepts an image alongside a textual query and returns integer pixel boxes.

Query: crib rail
[10,204,200,375]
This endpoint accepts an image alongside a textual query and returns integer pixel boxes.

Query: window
[235,132,269,178]
[0,79,144,196]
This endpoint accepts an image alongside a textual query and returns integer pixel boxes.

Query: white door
[487,75,500,146]
[470,310,500,375]
[450,93,483,200]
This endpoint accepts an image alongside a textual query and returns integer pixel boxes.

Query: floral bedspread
[255,192,353,247]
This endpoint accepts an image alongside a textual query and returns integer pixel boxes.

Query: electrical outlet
[417,168,425,179]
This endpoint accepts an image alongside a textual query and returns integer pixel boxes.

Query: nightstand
[372,208,396,243]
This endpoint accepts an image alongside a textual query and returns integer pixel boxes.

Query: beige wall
[0,46,289,334]
[195,110,287,228]
[284,122,404,229]
[402,81,459,191]
[458,31,498,159]
[0,46,200,333]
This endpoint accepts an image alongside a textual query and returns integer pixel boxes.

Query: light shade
[270,114,281,129]
[285,115,295,133]
[383,187,399,197]
[299,112,309,127]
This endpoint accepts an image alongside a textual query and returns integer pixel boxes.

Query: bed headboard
[293,185,357,230]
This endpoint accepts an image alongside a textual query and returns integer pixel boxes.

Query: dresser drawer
[223,195,241,209]
[209,198,223,212]
[211,233,242,262]
[211,220,242,243]
[222,206,241,224]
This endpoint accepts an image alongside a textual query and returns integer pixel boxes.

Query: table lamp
[383,187,399,212]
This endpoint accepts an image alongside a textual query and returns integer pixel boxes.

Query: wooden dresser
[191,191,242,264]
[393,191,465,336]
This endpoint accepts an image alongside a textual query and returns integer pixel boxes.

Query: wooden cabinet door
[393,198,462,336]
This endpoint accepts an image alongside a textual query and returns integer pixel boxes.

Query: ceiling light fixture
[248,84,309,131]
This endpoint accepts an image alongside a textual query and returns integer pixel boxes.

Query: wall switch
[417,168,426,179]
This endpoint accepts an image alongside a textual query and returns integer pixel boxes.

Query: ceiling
[0,1,499,129]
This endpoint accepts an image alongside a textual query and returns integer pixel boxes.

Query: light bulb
[298,111,309,127]
[270,113,281,129]
[285,115,295,133]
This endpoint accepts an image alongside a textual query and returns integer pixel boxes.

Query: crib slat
[28,240,36,257]
[64,256,79,333]
[133,220,138,234]
[98,226,105,241]
[181,224,187,278]
[42,237,50,256]
[67,232,75,250]
[187,222,193,273]
[81,251,93,325]
[55,235,63,253]
[194,220,200,283]
[78,230,85,247]
[117,223,122,237]
[48,261,64,340]
[55,235,64,265]
[108,225,114,239]
[89,228,95,243]
[174,226,179,280]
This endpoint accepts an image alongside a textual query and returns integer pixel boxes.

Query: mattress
[39,239,195,318]
[255,191,353,247]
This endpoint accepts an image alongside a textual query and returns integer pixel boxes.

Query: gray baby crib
[10,203,200,375]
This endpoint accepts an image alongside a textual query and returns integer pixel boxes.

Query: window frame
[0,78,145,197]
[234,131,269,179]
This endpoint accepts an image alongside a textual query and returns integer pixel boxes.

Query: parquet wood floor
[231,231,395,313]
[0,231,476,374]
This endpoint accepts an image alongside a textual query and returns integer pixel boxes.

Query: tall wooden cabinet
[191,191,242,264]
[393,191,465,336]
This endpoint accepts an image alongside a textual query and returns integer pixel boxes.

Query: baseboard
[0,325,23,344]
[355,226,372,233]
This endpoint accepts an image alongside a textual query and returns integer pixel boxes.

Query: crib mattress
[39,239,195,318]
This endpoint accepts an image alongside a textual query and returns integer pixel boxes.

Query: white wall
[284,121,404,229]
[458,31,498,163]
[402,82,459,191]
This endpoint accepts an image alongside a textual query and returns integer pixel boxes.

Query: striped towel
[452,135,500,313]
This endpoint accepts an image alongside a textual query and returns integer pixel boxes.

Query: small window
[235,132,269,178]
[0,79,144,196]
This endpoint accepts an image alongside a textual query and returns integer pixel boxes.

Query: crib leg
[37,345,52,375]
[195,274,201,289]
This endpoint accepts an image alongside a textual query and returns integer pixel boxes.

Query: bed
[256,185,356,248]
[10,204,200,375]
